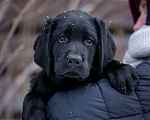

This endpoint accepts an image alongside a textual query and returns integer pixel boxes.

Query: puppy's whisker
[59,45,67,53]
[49,57,63,61]
[88,53,95,56]
[55,63,66,70]
[49,58,54,61]
[60,75,65,79]
[91,66,98,70]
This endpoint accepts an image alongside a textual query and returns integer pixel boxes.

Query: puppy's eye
[84,37,93,46]
[58,34,68,43]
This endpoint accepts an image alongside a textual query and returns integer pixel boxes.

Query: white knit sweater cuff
[123,51,145,68]
[128,25,150,58]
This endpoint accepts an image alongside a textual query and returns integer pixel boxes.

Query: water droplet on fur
[64,11,66,12]
[91,87,93,88]
[82,10,84,12]
[72,24,74,25]
[47,16,49,19]
[80,16,82,17]
[64,16,66,18]
[109,20,112,23]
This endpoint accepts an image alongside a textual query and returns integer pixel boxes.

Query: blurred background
[0,0,134,119]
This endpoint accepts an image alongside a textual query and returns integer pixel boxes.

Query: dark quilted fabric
[46,58,150,120]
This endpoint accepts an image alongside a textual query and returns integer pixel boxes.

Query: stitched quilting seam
[96,82,111,120]
[67,91,75,120]
[110,112,150,119]
[134,90,146,120]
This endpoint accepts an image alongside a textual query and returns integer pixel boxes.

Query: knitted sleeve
[123,25,150,67]
[128,25,150,58]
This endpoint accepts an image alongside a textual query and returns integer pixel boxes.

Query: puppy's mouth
[63,71,81,79]
[54,63,89,80]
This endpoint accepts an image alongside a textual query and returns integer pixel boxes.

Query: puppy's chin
[55,71,89,81]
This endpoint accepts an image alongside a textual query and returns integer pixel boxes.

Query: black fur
[22,10,139,120]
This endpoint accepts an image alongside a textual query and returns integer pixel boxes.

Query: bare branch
[0,44,25,75]
[0,0,36,57]
[67,0,81,10]
[0,0,11,24]
[80,0,104,14]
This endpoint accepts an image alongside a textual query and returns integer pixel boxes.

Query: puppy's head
[34,10,116,81]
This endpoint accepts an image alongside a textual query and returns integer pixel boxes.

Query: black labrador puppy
[22,10,138,120]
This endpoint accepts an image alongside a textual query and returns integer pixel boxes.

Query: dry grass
[0,0,48,119]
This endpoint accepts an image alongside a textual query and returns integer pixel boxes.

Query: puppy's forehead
[53,10,96,34]
[55,10,94,25]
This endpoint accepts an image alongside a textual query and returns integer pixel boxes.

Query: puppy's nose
[66,55,82,66]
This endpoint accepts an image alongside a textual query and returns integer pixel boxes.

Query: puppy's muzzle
[66,55,82,67]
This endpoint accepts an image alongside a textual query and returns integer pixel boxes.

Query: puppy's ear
[34,18,54,76]
[95,19,116,76]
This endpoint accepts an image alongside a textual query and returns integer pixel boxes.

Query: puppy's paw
[105,61,139,95]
